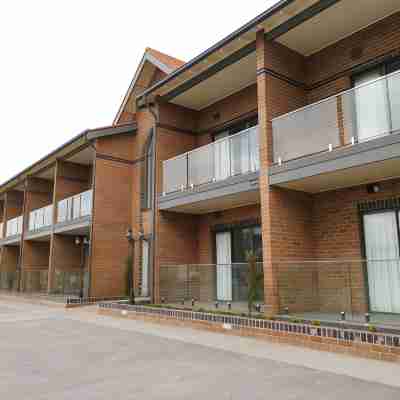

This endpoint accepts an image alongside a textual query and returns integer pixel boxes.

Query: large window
[363,210,400,313]
[215,223,263,302]
[353,58,400,141]
[141,130,154,210]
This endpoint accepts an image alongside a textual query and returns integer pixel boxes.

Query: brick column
[256,30,280,315]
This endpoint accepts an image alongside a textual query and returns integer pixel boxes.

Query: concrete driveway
[0,298,400,400]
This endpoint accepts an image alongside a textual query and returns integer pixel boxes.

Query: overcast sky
[0,0,277,183]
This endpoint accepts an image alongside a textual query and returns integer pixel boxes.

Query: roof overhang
[0,122,136,194]
[86,122,137,140]
[277,0,400,56]
[138,0,400,111]
[113,51,178,124]
[137,0,330,109]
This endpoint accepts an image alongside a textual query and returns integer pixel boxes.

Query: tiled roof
[145,47,185,72]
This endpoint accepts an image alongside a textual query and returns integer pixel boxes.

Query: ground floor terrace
[156,177,400,328]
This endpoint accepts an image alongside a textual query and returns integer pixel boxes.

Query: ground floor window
[215,224,263,302]
[363,211,400,313]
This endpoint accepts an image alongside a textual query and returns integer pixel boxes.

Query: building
[1,0,400,320]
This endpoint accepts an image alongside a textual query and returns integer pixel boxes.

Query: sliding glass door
[363,212,400,313]
[216,231,232,301]
[354,68,390,141]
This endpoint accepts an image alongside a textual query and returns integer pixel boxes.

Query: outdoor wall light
[181,299,185,306]
[125,228,133,242]
[367,183,381,194]
[191,298,195,307]
[255,304,261,313]
[161,297,165,304]
[74,236,81,245]
[365,313,371,324]
[215,301,219,309]
[284,307,289,315]
[227,302,232,310]
[340,311,346,321]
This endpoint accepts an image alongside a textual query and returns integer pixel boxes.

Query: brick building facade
[1,0,400,319]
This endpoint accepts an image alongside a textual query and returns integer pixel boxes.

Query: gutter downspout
[84,132,96,298]
[146,96,159,304]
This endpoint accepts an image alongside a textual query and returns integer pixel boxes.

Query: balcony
[160,126,260,213]
[270,70,400,193]
[0,222,3,239]
[54,190,93,235]
[25,205,53,241]
[1,215,24,246]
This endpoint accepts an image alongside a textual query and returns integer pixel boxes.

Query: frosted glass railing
[6,216,23,237]
[272,69,400,163]
[29,205,53,231]
[163,126,260,194]
[0,223,3,239]
[57,190,93,223]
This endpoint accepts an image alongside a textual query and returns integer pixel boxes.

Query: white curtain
[216,231,232,301]
[364,212,400,313]
[249,127,260,172]
[142,241,150,297]
[214,131,230,181]
[355,69,390,141]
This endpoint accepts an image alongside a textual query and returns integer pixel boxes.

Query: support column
[256,30,279,315]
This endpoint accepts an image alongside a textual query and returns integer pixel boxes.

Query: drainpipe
[146,96,159,304]
[84,132,96,298]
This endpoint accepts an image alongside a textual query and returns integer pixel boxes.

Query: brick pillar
[256,30,280,315]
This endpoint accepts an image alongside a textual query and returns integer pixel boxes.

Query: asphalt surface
[0,299,399,400]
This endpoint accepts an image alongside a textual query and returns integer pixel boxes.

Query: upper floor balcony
[0,215,24,245]
[25,204,53,241]
[160,126,260,214]
[270,69,400,193]
[55,189,93,235]
[29,205,53,232]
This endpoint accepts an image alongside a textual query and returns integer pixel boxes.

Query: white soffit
[277,0,400,56]
[171,52,257,110]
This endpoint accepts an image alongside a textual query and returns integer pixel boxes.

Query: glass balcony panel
[230,131,250,176]
[29,211,36,231]
[80,190,92,217]
[44,205,53,227]
[214,138,231,181]
[163,155,187,194]
[249,126,260,172]
[57,199,67,223]
[354,78,390,141]
[0,223,3,239]
[73,195,81,220]
[163,126,260,195]
[188,145,215,187]
[273,97,340,162]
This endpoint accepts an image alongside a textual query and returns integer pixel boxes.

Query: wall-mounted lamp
[126,228,133,242]
[74,236,81,246]
[367,183,381,194]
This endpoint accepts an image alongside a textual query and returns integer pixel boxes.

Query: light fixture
[83,237,90,245]
[367,183,381,194]
[74,236,81,245]
[340,311,346,321]
[126,228,133,242]
[365,313,371,324]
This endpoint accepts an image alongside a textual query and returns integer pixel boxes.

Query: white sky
[0,0,278,184]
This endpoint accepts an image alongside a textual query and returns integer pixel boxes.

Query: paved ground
[1,299,400,400]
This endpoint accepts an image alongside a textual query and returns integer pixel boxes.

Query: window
[363,210,400,313]
[141,130,154,210]
[353,58,400,141]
